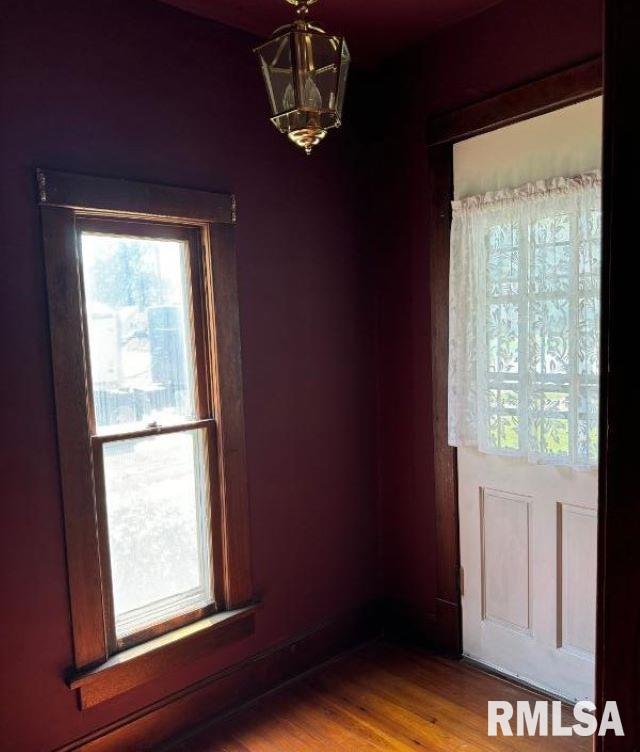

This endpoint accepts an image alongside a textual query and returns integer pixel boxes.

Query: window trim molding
[39,169,254,705]
[68,604,260,709]
[37,168,235,223]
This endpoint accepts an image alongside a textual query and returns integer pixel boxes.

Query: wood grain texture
[427,143,462,655]
[41,205,107,668]
[427,57,602,146]
[38,169,234,224]
[165,642,590,752]
[70,607,258,709]
[54,604,378,751]
[205,222,253,608]
[40,171,255,707]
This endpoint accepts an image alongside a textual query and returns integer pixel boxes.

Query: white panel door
[459,447,597,701]
[453,99,602,702]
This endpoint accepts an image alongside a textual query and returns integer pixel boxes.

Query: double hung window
[39,170,254,707]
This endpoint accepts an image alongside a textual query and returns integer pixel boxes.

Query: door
[452,99,602,702]
[459,449,597,701]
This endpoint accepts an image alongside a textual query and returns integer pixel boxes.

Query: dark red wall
[0,0,605,747]
[370,0,603,632]
[0,2,377,750]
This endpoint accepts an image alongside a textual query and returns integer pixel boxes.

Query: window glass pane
[487,387,520,451]
[80,232,196,431]
[487,222,519,297]
[102,429,213,639]
[486,302,519,375]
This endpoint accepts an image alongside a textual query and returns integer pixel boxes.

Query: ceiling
[159,0,504,65]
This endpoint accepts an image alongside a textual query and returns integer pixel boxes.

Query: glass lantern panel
[336,39,350,117]
[257,33,295,117]
[293,31,340,113]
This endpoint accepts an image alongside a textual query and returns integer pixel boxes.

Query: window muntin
[78,220,217,648]
[448,172,601,468]
[482,209,601,463]
[40,171,254,704]
[484,211,601,463]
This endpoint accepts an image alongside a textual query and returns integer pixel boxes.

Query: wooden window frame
[79,217,221,655]
[39,169,257,708]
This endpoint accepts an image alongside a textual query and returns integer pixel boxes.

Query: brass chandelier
[254,0,350,155]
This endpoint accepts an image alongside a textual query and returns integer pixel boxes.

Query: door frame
[595,1,640,748]
[425,54,609,700]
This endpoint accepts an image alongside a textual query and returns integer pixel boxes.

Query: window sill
[68,603,259,709]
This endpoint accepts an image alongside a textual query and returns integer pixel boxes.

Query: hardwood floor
[164,642,590,751]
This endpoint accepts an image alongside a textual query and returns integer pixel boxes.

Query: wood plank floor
[165,642,590,751]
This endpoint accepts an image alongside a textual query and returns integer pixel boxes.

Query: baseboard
[434,597,462,655]
[382,598,439,645]
[382,597,462,656]
[55,602,380,752]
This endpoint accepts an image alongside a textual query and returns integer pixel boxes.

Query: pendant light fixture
[254,0,350,155]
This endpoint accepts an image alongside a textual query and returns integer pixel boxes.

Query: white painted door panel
[459,446,597,701]
[453,99,602,703]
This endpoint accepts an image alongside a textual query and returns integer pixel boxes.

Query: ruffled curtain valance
[448,171,601,468]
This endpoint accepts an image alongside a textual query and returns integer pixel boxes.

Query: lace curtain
[448,171,601,468]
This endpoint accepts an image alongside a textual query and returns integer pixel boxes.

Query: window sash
[76,217,213,430]
[40,170,253,693]
[92,420,220,652]
[75,218,221,652]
